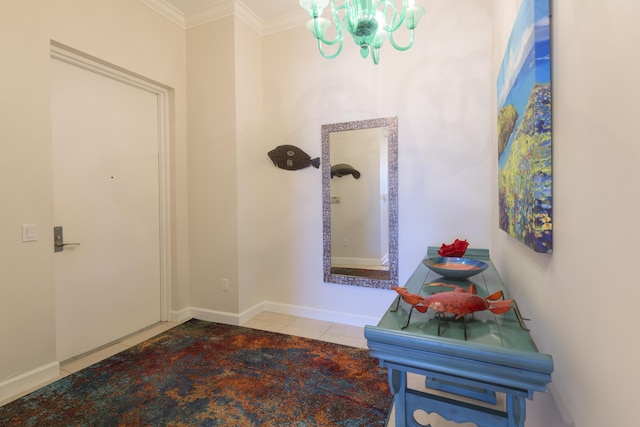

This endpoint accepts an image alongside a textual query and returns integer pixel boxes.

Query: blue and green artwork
[497,0,552,253]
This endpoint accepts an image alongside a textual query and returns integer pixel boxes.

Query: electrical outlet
[222,278,229,291]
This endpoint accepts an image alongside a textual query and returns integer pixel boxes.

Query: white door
[51,52,162,361]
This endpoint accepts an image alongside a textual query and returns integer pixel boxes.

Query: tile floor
[1,312,474,426]
[242,311,368,348]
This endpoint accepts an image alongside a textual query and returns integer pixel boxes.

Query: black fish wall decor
[268,145,320,171]
[331,163,361,179]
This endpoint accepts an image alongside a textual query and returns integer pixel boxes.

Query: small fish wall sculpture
[331,163,361,179]
[268,145,320,171]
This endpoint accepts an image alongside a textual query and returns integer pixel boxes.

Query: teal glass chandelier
[299,0,425,64]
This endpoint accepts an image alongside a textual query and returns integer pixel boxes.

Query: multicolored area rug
[0,320,391,426]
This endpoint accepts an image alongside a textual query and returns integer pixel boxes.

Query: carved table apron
[365,248,553,427]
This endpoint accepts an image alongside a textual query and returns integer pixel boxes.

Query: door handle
[54,226,80,252]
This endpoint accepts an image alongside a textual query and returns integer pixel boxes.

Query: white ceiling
[163,0,300,23]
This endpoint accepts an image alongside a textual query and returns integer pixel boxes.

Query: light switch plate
[22,224,37,242]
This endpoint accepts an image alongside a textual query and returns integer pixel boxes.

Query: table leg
[506,394,526,427]
[388,368,408,427]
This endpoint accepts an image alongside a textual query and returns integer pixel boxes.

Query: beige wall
[257,0,493,321]
[185,14,266,316]
[492,1,640,426]
[186,17,239,314]
[234,17,267,313]
[0,0,188,389]
[181,0,494,327]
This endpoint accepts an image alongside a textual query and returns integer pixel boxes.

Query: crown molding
[185,0,235,29]
[138,0,185,28]
[262,11,309,36]
[228,1,261,34]
[140,0,305,34]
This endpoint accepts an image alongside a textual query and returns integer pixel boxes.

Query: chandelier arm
[388,28,415,51]
[313,0,347,46]
[318,36,344,59]
[377,0,408,33]
[311,18,341,46]
[316,1,347,58]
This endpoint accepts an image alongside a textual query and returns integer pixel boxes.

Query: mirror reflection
[322,117,398,289]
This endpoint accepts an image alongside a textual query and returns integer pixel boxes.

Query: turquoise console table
[365,248,553,427]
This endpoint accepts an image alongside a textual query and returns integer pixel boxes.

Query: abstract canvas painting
[497,0,552,253]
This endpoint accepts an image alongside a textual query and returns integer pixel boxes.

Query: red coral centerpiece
[437,239,469,257]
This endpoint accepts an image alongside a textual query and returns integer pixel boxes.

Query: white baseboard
[169,307,193,323]
[238,302,266,325]
[189,302,265,326]
[0,361,60,404]
[263,301,380,327]
[175,302,378,328]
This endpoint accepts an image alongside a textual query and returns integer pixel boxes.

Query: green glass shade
[301,0,424,64]
[372,29,389,49]
[299,0,330,17]
[405,5,425,30]
[306,17,331,39]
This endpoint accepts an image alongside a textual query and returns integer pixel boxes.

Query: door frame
[50,41,171,322]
